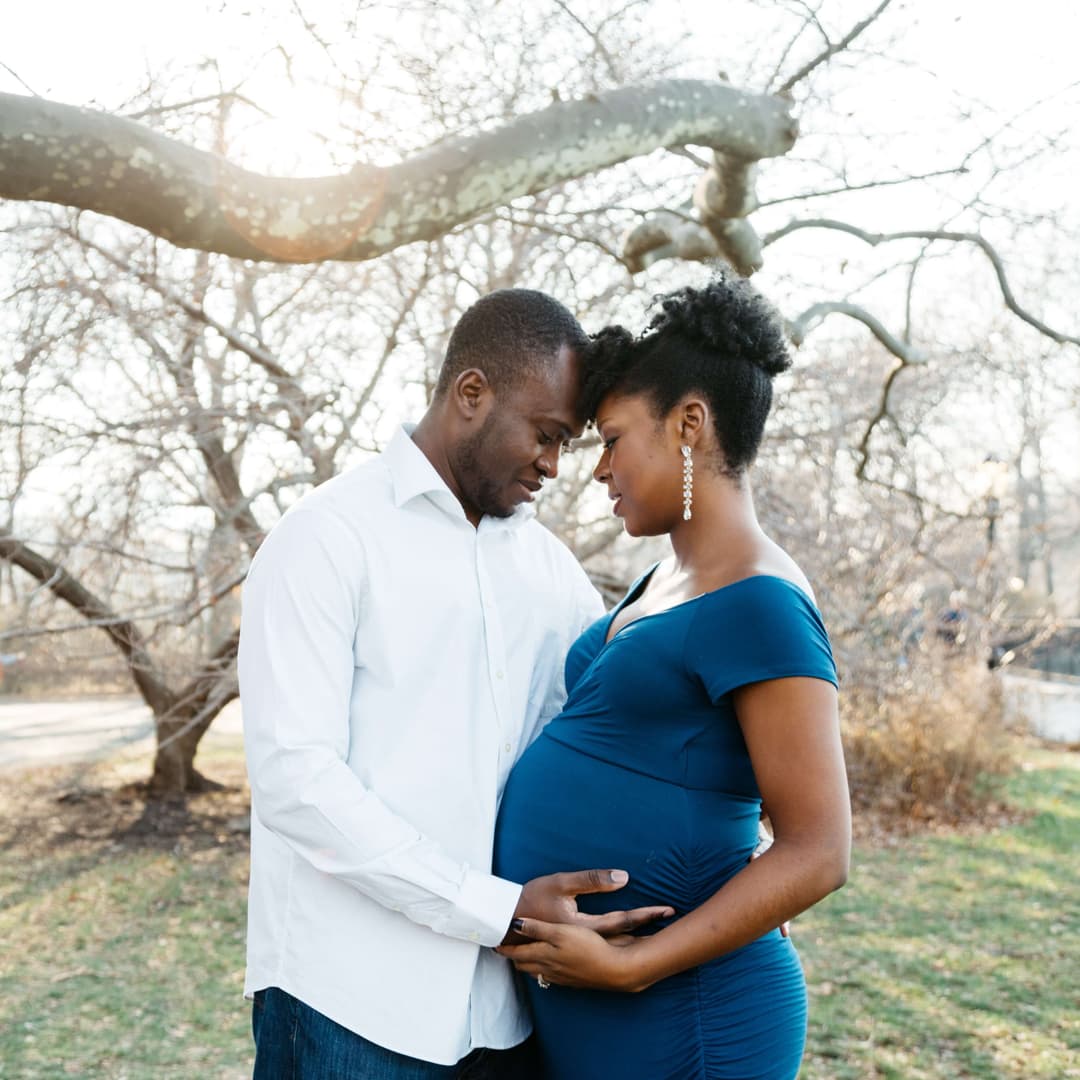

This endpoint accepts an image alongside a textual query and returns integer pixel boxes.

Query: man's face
[450,345,582,520]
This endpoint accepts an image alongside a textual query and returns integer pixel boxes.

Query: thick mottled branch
[693,149,764,274]
[624,129,773,276]
[695,150,758,219]
[1,81,797,263]
[0,528,174,714]
[765,218,1080,347]
[622,211,722,273]
[621,180,764,276]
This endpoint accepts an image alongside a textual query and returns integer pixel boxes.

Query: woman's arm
[498,676,850,990]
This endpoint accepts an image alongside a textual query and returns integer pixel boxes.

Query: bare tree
[2,0,1078,796]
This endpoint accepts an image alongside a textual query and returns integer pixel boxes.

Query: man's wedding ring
[536,974,551,990]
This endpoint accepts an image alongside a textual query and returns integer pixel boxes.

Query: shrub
[840,645,1015,824]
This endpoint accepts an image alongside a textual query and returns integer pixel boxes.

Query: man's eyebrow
[541,416,575,440]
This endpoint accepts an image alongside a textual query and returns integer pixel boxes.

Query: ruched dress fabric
[494,571,838,1080]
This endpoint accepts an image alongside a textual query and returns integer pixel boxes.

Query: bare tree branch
[776,0,895,95]
[853,358,906,480]
[788,300,926,364]
[766,218,1080,347]
[551,0,622,83]
[0,527,174,714]
[154,629,241,754]
[0,80,797,263]
[756,166,967,208]
[121,91,270,122]
[0,570,246,641]
[765,1,829,92]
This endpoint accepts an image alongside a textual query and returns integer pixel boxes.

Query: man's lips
[517,480,542,500]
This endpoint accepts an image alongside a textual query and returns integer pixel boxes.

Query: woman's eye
[602,437,617,451]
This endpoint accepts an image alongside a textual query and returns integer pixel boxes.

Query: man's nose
[537,446,560,479]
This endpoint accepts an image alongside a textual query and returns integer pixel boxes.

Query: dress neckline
[603,564,811,647]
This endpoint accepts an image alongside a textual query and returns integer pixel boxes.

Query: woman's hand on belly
[496,917,657,993]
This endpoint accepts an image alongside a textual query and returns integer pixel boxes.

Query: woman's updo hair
[580,273,792,476]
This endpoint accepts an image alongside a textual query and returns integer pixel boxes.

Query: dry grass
[0,742,253,1079]
[841,649,1016,828]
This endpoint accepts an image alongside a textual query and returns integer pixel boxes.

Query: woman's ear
[452,368,493,422]
[676,397,708,446]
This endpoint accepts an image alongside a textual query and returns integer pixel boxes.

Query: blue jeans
[252,987,538,1079]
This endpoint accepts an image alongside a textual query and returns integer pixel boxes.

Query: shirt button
[496,671,504,680]
[504,742,512,753]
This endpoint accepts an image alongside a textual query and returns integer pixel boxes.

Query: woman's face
[592,392,684,536]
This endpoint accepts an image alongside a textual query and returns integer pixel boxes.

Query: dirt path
[0,696,242,772]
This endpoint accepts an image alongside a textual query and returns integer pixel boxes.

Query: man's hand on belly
[499,870,675,946]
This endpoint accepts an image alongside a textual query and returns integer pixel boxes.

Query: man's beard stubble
[452,413,514,520]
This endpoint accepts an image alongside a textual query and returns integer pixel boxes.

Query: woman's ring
[536,974,551,990]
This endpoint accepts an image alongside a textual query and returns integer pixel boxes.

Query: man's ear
[452,368,494,422]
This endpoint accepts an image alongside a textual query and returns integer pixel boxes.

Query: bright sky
[3,0,1078,501]
[4,0,1078,164]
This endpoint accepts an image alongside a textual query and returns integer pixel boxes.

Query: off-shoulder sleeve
[685,576,838,704]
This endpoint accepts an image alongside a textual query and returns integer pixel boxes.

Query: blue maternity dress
[494,569,838,1080]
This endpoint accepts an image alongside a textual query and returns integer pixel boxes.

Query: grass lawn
[0,740,253,1080]
[0,738,1077,1079]
[798,748,1080,1079]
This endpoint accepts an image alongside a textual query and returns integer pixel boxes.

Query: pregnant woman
[494,276,851,1080]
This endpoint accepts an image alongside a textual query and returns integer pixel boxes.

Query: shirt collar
[385,424,536,529]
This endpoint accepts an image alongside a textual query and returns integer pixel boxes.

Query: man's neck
[410,409,482,527]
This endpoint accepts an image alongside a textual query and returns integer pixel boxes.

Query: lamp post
[978,457,1010,555]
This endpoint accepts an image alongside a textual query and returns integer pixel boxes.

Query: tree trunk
[148,709,229,794]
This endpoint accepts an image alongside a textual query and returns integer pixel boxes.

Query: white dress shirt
[240,424,604,1065]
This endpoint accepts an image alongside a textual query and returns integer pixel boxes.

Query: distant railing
[1004,666,1080,687]
[1000,666,1080,743]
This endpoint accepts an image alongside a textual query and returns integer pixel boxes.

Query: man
[239,289,668,1078]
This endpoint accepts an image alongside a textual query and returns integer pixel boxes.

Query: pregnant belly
[495,733,761,917]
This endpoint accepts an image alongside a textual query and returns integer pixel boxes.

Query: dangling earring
[681,445,693,521]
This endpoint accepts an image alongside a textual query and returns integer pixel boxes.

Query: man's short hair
[434,289,588,398]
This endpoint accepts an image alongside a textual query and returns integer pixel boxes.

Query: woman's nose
[593,450,609,483]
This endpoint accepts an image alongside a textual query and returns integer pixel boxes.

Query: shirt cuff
[444,870,523,947]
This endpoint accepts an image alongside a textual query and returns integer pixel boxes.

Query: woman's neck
[668,473,766,580]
